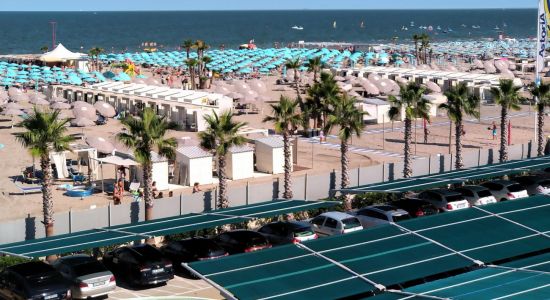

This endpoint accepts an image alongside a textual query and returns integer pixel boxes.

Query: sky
[0,0,536,11]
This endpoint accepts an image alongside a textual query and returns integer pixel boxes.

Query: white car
[350,205,411,229]
[481,180,529,202]
[454,185,498,206]
[511,176,550,196]
[309,212,363,236]
[412,189,471,212]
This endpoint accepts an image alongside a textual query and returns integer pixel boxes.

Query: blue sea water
[0,9,537,54]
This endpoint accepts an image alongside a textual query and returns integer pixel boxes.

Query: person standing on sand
[490,121,497,140]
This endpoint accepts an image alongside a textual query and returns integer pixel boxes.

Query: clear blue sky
[0,0,536,11]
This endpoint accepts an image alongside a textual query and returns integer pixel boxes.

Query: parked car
[511,176,550,196]
[0,261,71,300]
[161,237,228,274]
[412,189,470,212]
[52,255,116,299]
[214,230,272,254]
[257,221,318,246]
[481,180,529,201]
[453,185,498,206]
[102,244,174,286]
[350,205,410,228]
[309,212,363,236]
[389,199,439,218]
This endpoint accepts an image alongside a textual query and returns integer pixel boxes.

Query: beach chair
[13,180,42,195]
[71,173,87,184]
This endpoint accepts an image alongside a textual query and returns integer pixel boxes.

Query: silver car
[53,255,116,299]
[350,205,410,229]
[309,211,363,236]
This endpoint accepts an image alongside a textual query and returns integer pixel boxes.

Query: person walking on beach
[490,121,497,140]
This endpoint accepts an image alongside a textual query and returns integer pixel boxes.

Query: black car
[390,199,439,218]
[103,244,174,286]
[257,221,318,246]
[0,261,71,300]
[161,237,228,274]
[214,230,272,254]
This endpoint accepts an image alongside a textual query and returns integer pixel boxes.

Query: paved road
[109,276,220,299]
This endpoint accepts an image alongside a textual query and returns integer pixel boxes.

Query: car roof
[427,189,462,196]
[485,180,518,185]
[220,230,262,237]
[57,255,96,265]
[319,211,355,220]
[361,205,408,215]
[367,205,398,212]
[459,185,488,191]
[8,261,55,276]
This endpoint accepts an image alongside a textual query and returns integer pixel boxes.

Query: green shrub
[0,256,32,269]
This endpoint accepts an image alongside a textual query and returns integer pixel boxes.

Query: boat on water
[494,25,500,30]
[410,21,415,27]
[472,25,480,29]
[401,26,408,31]
[436,26,442,31]
[292,26,303,30]
[333,21,337,29]
[360,21,365,28]
[461,24,467,27]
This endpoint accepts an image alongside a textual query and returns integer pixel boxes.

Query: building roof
[363,98,389,105]
[229,145,254,154]
[255,136,284,148]
[177,146,212,159]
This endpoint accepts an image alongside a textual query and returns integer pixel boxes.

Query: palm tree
[199,56,213,89]
[285,57,302,100]
[324,94,365,210]
[88,47,104,71]
[199,112,247,208]
[440,83,480,169]
[117,108,178,240]
[419,34,430,64]
[412,34,421,64]
[182,39,194,59]
[529,82,550,156]
[388,83,429,178]
[305,72,340,128]
[185,58,198,90]
[306,57,324,83]
[263,96,302,199]
[40,45,49,53]
[15,109,74,245]
[490,79,522,162]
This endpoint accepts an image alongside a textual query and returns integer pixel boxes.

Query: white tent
[40,44,84,62]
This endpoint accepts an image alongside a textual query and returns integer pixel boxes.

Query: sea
[0,9,537,54]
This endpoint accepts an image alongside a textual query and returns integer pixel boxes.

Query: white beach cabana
[40,44,85,63]
[227,145,255,180]
[359,98,392,124]
[174,146,214,186]
[254,137,290,175]
[132,152,170,191]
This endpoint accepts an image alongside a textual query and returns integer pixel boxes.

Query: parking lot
[109,276,222,299]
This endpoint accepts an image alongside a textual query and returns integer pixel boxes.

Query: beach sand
[0,74,545,222]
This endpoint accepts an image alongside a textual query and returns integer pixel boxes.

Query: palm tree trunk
[423,119,429,144]
[282,133,293,199]
[403,118,413,178]
[455,121,464,169]
[41,155,56,261]
[294,73,300,100]
[340,140,352,210]
[142,161,155,244]
[538,104,545,156]
[500,107,509,162]
[218,155,228,209]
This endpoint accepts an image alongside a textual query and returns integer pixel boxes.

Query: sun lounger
[14,181,42,195]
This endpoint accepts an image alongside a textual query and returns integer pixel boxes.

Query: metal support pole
[246,181,249,205]
[179,194,182,216]
[108,203,111,227]
[304,173,308,200]
[69,209,72,233]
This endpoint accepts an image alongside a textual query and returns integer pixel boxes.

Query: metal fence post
[428,156,432,175]
[69,209,72,234]
[382,163,385,182]
[108,203,111,227]
[246,182,249,205]
[357,167,361,186]
[304,173,308,200]
[179,194,182,216]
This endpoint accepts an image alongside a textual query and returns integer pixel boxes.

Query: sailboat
[333,21,337,29]
[360,21,365,28]
[494,25,500,30]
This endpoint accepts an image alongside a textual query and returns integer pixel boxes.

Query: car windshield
[477,190,492,197]
[508,184,525,193]
[133,246,163,261]
[25,272,62,285]
[446,194,465,202]
[243,235,267,247]
[72,261,107,277]
[342,218,361,229]
[539,180,550,188]
[392,214,411,222]
[293,227,315,237]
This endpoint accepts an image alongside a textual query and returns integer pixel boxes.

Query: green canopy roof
[0,200,338,258]
[341,156,550,194]
[188,196,550,300]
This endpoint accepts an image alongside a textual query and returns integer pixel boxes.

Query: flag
[536,0,550,79]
